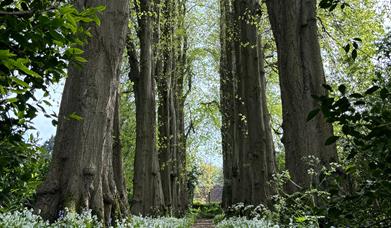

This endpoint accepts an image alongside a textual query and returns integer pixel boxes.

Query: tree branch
[0,10,34,16]
[0,6,56,16]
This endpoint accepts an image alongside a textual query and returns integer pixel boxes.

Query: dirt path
[192,219,215,228]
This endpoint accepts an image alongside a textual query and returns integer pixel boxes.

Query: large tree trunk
[113,91,129,216]
[157,0,188,216]
[174,7,189,212]
[266,0,338,192]
[131,0,165,215]
[220,0,275,207]
[34,0,129,223]
[157,0,175,214]
[239,0,268,204]
[220,0,235,209]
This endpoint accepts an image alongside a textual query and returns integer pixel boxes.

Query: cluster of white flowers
[0,208,50,227]
[117,216,192,228]
[0,208,193,228]
[216,217,279,228]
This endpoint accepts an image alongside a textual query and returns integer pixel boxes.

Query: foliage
[318,0,384,90]
[215,217,278,228]
[186,163,201,203]
[0,136,50,211]
[119,215,194,228]
[191,202,223,219]
[268,171,329,226]
[119,80,136,199]
[264,69,391,226]
[0,208,195,227]
[0,0,104,139]
[308,79,391,226]
[319,0,349,11]
[185,0,222,160]
[194,162,223,203]
[0,0,103,211]
[224,203,273,221]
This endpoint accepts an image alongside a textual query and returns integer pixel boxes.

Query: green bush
[0,137,50,211]
[192,203,223,219]
[312,81,391,226]
[0,208,195,227]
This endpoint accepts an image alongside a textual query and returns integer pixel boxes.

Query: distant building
[194,184,223,203]
[209,185,223,202]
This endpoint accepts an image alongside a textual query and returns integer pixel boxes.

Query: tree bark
[157,0,188,216]
[265,0,338,192]
[113,91,129,216]
[174,5,189,212]
[131,0,165,215]
[157,0,175,214]
[220,0,275,207]
[34,0,129,223]
[220,0,235,209]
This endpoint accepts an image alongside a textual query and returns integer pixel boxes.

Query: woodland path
[192,219,215,228]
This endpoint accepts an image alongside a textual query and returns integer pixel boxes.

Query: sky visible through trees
[31,0,225,167]
[30,0,390,167]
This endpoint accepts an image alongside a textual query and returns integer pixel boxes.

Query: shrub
[216,217,279,228]
[0,208,195,228]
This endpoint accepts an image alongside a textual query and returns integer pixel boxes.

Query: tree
[156,0,189,216]
[195,162,223,203]
[0,1,102,142]
[34,0,130,222]
[265,0,338,191]
[220,0,276,207]
[219,0,235,208]
[129,0,165,215]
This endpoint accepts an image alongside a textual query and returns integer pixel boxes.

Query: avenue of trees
[1,0,390,226]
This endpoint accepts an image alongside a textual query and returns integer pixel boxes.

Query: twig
[0,6,56,16]
[0,10,34,16]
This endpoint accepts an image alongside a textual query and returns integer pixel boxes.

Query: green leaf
[329,3,337,11]
[325,136,339,145]
[338,84,346,94]
[7,97,18,103]
[0,85,6,95]
[295,216,308,223]
[0,49,16,59]
[74,56,88,63]
[11,58,41,78]
[68,112,83,121]
[353,41,359,49]
[12,77,29,88]
[43,100,52,107]
[351,49,357,60]
[380,88,389,100]
[343,44,350,53]
[350,93,363,98]
[66,47,84,55]
[95,5,107,12]
[319,0,332,9]
[307,108,320,121]
[365,86,380,95]
[345,163,357,173]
